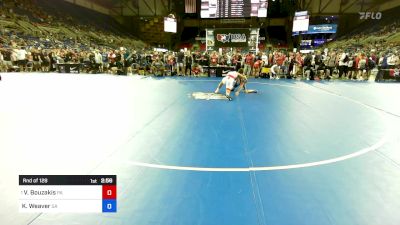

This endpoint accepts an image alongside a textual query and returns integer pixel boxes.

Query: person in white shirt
[270,63,281,79]
[94,50,103,73]
[387,52,399,69]
[261,52,268,66]
[226,52,232,66]
[16,46,27,71]
[347,55,355,79]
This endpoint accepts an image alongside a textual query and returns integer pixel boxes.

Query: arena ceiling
[64,0,172,16]
[65,0,400,17]
[299,0,400,15]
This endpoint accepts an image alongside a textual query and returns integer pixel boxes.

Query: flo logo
[359,12,382,20]
[216,34,230,43]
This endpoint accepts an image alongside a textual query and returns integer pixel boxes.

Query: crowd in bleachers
[322,12,400,81]
[0,0,145,74]
[0,0,399,81]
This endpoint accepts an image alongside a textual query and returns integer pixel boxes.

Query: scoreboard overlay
[19,175,117,213]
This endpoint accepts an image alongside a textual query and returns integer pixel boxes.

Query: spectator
[243,51,254,76]
[176,49,185,76]
[303,53,313,80]
[338,51,348,79]
[184,51,193,76]
[26,51,33,72]
[191,63,202,77]
[325,51,336,78]
[94,49,103,73]
[167,52,175,75]
[347,55,355,80]
[293,52,303,78]
[151,57,165,76]
[387,52,399,69]
[232,51,242,71]
[357,53,368,80]
[314,51,325,79]
[219,53,228,66]
[11,48,18,71]
[32,48,41,72]
[253,57,262,78]
[16,46,27,71]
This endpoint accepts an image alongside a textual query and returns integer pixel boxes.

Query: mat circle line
[125,80,389,172]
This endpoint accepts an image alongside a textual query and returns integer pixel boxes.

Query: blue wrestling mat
[1,73,400,225]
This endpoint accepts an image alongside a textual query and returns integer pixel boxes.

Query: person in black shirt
[314,51,324,79]
[32,49,41,72]
[176,50,185,76]
[131,51,140,74]
[64,51,73,63]
[200,52,209,76]
[194,51,202,65]
[1,49,12,71]
[232,52,242,71]
[40,51,49,72]
[114,50,124,75]
[203,52,210,67]
[184,51,193,76]
[303,53,314,80]
[287,53,296,78]
[49,51,57,72]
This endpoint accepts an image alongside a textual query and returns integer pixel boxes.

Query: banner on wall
[214,29,250,47]
[292,24,337,36]
[313,39,327,46]
[307,24,337,34]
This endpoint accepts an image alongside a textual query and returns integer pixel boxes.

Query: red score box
[102,185,117,199]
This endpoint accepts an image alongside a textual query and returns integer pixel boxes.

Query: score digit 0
[102,185,116,199]
[107,203,112,210]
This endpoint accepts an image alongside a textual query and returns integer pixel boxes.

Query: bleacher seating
[0,0,146,50]
[139,17,168,45]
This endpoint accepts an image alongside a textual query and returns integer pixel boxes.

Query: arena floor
[1,73,400,225]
